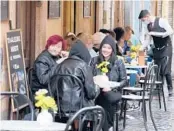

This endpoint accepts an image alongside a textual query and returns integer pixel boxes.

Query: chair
[121,64,158,131]
[64,106,105,131]
[0,92,35,121]
[27,67,34,103]
[123,61,154,94]
[139,56,168,111]
[48,73,85,122]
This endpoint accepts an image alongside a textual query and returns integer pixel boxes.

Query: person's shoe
[168,89,173,96]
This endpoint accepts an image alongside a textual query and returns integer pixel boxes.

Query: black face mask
[93,47,99,53]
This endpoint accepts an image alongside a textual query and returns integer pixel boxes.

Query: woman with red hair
[31,35,67,94]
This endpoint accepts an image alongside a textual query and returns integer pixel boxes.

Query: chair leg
[139,91,142,107]
[142,100,148,131]
[119,101,124,120]
[123,100,127,129]
[157,86,161,109]
[144,101,147,122]
[161,84,167,111]
[149,92,158,131]
[113,106,119,131]
[116,113,119,131]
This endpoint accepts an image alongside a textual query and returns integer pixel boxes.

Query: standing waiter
[139,10,173,96]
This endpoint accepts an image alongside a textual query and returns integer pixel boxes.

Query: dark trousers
[154,46,173,90]
[95,91,122,131]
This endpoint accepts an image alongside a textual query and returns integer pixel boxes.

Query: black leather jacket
[31,50,60,93]
[52,56,96,113]
[90,56,127,91]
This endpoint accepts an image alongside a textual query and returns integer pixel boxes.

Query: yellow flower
[35,89,58,112]
[130,52,137,59]
[97,61,110,73]
[101,68,108,73]
[35,94,44,100]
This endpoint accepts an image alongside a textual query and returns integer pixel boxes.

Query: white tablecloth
[125,65,147,69]
[0,120,67,131]
[126,70,138,74]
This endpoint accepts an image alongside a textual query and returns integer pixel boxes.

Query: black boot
[165,73,173,96]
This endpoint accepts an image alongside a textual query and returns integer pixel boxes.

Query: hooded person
[90,35,127,131]
[52,39,96,115]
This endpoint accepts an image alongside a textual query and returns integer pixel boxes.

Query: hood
[69,40,91,64]
[99,35,117,55]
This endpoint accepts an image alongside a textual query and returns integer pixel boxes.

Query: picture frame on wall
[83,1,91,18]
[1,1,9,21]
[48,1,61,19]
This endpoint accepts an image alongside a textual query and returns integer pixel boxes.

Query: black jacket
[31,50,60,93]
[52,40,96,113]
[91,57,127,91]
[90,35,127,91]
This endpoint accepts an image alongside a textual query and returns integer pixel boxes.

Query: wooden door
[16,1,36,68]
[75,1,96,35]
[63,1,74,36]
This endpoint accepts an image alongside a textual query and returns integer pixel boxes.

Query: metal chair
[0,92,35,121]
[48,73,85,122]
[64,106,105,131]
[121,64,158,131]
[139,56,168,111]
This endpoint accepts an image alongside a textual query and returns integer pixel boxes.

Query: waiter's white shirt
[142,17,174,49]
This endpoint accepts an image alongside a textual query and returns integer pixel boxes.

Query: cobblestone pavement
[119,81,174,131]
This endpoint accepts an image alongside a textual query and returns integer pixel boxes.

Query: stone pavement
[120,81,174,131]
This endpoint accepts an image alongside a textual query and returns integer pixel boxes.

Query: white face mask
[143,20,150,25]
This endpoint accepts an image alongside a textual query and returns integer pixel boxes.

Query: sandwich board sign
[6,29,28,111]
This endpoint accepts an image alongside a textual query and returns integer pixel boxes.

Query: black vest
[147,18,172,49]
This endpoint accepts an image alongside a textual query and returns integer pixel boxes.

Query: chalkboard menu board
[48,1,60,19]
[6,30,28,111]
[0,1,9,21]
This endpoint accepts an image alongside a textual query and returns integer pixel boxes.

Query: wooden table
[0,120,67,131]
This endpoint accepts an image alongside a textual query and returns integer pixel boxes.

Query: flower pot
[37,109,53,125]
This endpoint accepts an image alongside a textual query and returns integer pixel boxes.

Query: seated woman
[90,35,127,131]
[31,35,67,94]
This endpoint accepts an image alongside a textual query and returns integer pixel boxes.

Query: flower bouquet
[96,61,110,75]
[35,89,57,125]
[130,44,141,59]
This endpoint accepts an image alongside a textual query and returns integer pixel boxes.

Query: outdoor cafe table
[0,120,67,131]
[125,65,148,69]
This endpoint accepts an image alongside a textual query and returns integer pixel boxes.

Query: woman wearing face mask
[31,35,67,94]
[91,35,127,131]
